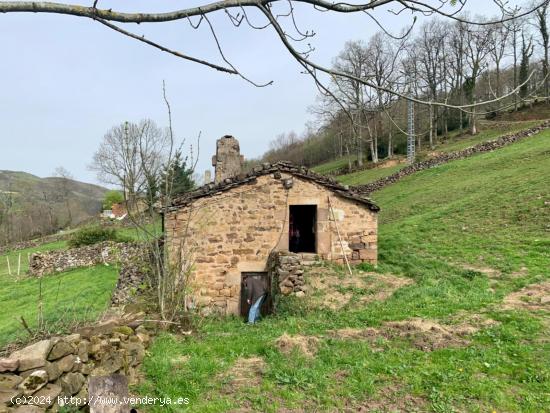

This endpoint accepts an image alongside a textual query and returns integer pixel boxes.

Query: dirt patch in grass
[502,281,550,311]
[329,317,494,351]
[384,319,471,351]
[330,327,380,340]
[275,333,319,357]
[445,312,499,334]
[221,356,266,394]
[347,382,427,412]
[462,264,502,278]
[307,268,413,310]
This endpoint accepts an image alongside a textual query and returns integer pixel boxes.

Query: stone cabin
[163,136,379,316]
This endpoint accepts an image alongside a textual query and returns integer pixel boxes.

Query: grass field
[431,120,540,154]
[0,238,122,349]
[138,128,549,412]
[337,164,405,186]
[312,155,357,175]
[0,264,118,348]
[0,220,163,349]
[0,240,67,278]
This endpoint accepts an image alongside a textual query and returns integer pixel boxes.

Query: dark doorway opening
[240,272,272,318]
[289,205,317,253]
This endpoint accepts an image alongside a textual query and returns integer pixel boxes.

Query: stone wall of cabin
[165,174,377,315]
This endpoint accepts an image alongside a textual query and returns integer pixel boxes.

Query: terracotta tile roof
[167,161,379,212]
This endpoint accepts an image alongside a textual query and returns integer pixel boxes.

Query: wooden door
[240,272,272,318]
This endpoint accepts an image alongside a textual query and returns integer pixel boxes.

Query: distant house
[101,202,128,220]
[163,136,379,316]
[101,209,114,219]
[111,202,128,219]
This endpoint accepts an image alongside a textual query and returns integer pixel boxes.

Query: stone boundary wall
[356,120,550,194]
[0,318,152,412]
[0,234,67,256]
[268,251,306,297]
[28,242,142,277]
[28,241,150,308]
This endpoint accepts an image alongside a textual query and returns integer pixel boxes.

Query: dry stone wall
[28,242,149,308]
[0,318,151,412]
[357,120,550,194]
[268,251,305,297]
[28,242,142,277]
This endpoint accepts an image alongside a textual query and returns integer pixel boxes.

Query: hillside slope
[0,170,108,243]
[138,128,549,412]
[373,128,550,276]
[312,119,541,185]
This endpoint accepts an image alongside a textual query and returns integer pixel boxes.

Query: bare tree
[488,22,511,112]
[119,82,200,322]
[0,178,14,245]
[53,166,74,227]
[447,21,468,133]
[464,21,494,134]
[0,0,547,113]
[331,40,372,167]
[364,32,403,160]
[417,19,446,147]
[520,32,535,101]
[89,119,169,205]
[534,1,549,101]
[507,17,525,111]
[40,190,57,233]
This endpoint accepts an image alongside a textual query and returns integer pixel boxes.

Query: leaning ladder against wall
[327,196,353,276]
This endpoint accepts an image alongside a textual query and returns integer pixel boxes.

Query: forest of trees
[261,5,550,171]
[0,170,106,246]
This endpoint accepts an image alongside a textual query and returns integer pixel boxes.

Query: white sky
[0,0,529,186]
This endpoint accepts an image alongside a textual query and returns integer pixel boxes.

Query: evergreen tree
[161,151,195,196]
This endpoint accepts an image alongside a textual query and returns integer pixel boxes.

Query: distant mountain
[0,170,108,244]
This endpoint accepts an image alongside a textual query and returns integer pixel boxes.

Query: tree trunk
[434,106,438,145]
[470,103,477,135]
[428,105,434,149]
[369,139,376,164]
[371,122,379,164]
[444,107,449,137]
[357,129,363,167]
[513,33,518,111]
[387,119,393,159]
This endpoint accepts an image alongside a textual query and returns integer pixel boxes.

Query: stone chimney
[212,135,244,183]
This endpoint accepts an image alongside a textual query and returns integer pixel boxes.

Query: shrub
[68,226,120,248]
[102,190,124,210]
